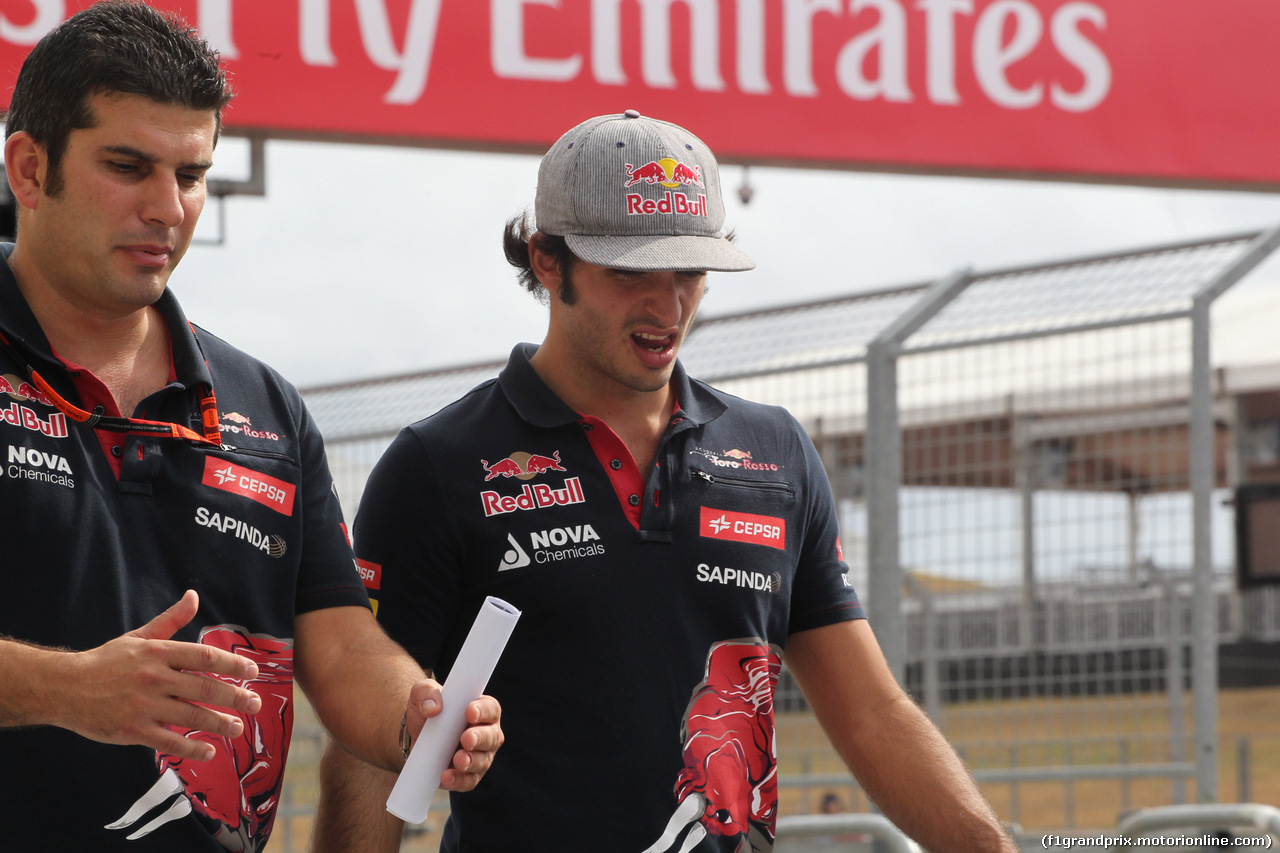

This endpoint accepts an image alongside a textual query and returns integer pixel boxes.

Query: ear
[528,237,562,294]
[5,131,45,211]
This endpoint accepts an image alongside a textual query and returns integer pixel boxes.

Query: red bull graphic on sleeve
[106,626,294,852]
[643,639,782,853]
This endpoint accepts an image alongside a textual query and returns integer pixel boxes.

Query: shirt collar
[497,342,727,429]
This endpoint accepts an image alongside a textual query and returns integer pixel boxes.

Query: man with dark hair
[315,111,1015,852]
[0,3,500,850]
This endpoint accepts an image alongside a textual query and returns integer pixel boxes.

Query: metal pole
[1189,294,1218,803]
[866,268,972,683]
[866,343,904,681]
[1165,575,1187,805]
[1182,222,1280,804]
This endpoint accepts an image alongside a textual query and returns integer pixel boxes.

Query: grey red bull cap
[534,110,754,273]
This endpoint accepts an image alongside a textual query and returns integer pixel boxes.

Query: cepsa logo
[202,457,297,515]
[700,507,786,551]
[355,558,381,590]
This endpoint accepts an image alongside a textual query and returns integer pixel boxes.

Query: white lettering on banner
[73,0,1110,112]
[919,0,970,105]
[497,0,1110,111]
[836,0,912,103]
[1049,3,1110,112]
[199,0,445,104]
[492,0,581,82]
[0,0,62,45]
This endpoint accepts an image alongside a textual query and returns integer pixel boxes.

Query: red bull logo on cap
[624,158,708,219]
[624,158,704,189]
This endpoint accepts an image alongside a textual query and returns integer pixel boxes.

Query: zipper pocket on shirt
[219,444,298,466]
[692,469,794,496]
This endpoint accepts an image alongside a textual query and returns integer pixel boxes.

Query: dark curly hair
[503,211,581,305]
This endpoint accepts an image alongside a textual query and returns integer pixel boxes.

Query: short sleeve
[353,427,464,670]
[786,414,866,636]
[294,398,371,614]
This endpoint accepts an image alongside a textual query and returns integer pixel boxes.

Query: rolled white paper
[386,596,521,824]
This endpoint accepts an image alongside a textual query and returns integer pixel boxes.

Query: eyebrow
[100,144,213,172]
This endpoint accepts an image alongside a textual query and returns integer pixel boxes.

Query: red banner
[2,1,1277,188]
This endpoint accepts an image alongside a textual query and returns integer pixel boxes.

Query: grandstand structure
[301,228,1280,837]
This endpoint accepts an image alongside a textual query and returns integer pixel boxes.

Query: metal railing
[1117,804,1280,843]
[775,814,923,852]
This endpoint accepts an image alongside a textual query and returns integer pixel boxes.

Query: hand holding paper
[386,596,521,823]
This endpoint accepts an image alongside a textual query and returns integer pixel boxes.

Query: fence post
[866,268,972,683]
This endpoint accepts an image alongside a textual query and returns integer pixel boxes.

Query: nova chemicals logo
[498,534,531,571]
[499,525,605,569]
[5,444,75,488]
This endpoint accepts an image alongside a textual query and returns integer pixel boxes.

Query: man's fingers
[168,640,260,684]
[151,726,218,762]
[157,696,249,742]
[171,669,262,716]
[465,695,501,725]
[130,590,199,642]
[408,679,443,725]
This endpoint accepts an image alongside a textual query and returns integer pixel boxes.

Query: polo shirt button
[629,494,640,506]
[111,445,124,458]
[610,458,622,470]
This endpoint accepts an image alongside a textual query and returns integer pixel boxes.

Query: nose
[643,272,687,328]
[140,173,191,228]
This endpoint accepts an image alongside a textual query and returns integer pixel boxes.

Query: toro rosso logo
[646,639,782,853]
[481,450,567,481]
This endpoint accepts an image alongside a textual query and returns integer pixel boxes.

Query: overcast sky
[174,137,1280,390]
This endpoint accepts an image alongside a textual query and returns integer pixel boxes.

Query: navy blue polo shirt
[0,245,368,852]
[360,343,864,853]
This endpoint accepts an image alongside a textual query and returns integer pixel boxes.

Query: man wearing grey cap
[314,111,1015,853]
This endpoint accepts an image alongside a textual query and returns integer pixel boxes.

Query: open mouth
[633,331,675,353]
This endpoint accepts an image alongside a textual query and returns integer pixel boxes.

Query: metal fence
[292,228,1280,848]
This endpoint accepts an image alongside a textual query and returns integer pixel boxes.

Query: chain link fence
[288,228,1280,849]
